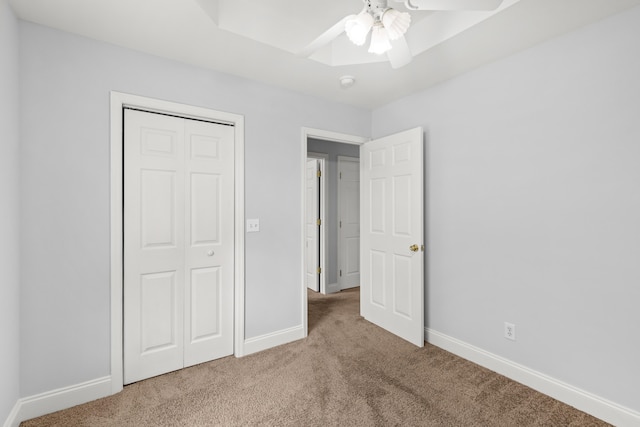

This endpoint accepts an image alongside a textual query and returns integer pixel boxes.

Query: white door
[338,156,360,290]
[183,118,234,367]
[360,127,424,347]
[124,109,234,384]
[305,159,320,292]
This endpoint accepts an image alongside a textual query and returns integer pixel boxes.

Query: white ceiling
[9,0,640,109]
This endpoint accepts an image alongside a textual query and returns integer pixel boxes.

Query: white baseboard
[6,325,303,425]
[242,325,305,356]
[326,282,340,294]
[2,401,20,427]
[425,328,640,427]
[10,330,636,426]
[7,376,112,427]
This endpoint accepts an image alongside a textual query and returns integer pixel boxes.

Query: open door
[360,127,424,347]
[305,158,320,292]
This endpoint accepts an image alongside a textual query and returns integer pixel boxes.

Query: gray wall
[18,21,370,397]
[372,5,640,412]
[307,139,360,286]
[0,0,21,422]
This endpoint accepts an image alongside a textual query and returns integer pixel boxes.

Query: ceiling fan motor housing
[365,0,391,20]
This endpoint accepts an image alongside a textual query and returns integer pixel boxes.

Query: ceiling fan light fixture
[345,12,374,46]
[381,8,411,40]
[368,23,392,55]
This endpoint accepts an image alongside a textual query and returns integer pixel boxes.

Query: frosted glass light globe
[345,12,374,46]
[381,9,411,40]
[368,24,392,55]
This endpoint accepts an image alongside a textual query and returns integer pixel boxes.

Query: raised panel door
[360,127,424,347]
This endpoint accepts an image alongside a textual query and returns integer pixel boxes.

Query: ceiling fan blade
[387,36,413,69]
[298,15,355,57]
[400,0,504,11]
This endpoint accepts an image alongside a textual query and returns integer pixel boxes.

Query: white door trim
[306,152,327,294]
[111,92,245,395]
[301,127,368,337]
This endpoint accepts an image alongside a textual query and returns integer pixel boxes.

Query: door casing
[111,92,245,394]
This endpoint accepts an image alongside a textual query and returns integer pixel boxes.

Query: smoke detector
[340,75,356,89]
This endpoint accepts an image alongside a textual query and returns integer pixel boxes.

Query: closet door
[124,109,234,384]
[183,118,234,367]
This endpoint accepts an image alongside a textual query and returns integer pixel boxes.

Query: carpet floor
[22,288,609,426]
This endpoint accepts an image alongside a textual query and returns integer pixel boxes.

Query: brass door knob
[409,244,419,252]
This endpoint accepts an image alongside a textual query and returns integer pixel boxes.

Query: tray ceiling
[10,0,640,109]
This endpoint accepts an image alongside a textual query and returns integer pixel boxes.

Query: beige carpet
[22,288,609,426]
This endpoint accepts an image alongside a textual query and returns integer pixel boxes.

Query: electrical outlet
[504,322,516,341]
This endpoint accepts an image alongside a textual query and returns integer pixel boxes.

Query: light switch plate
[247,219,260,232]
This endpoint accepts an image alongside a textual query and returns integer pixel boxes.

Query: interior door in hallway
[305,158,320,292]
[124,109,234,384]
[360,127,424,347]
[338,156,360,290]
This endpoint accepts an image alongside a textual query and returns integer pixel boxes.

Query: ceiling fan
[300,0,505,69]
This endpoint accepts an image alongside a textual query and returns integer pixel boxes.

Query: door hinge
[317,267,321,274]
[339,270,342,277]
[317,170,321,177]
[339,220,342,228]
[339,172,342,179]
[317,218,321,226]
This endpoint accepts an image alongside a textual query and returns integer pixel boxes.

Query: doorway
[301,128,367,336]
[306,140,362,294]
[301,126,425,347]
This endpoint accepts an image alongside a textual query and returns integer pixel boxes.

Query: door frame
[110,92,245,394]
[301,128,368,337]
[306,152,327,294]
